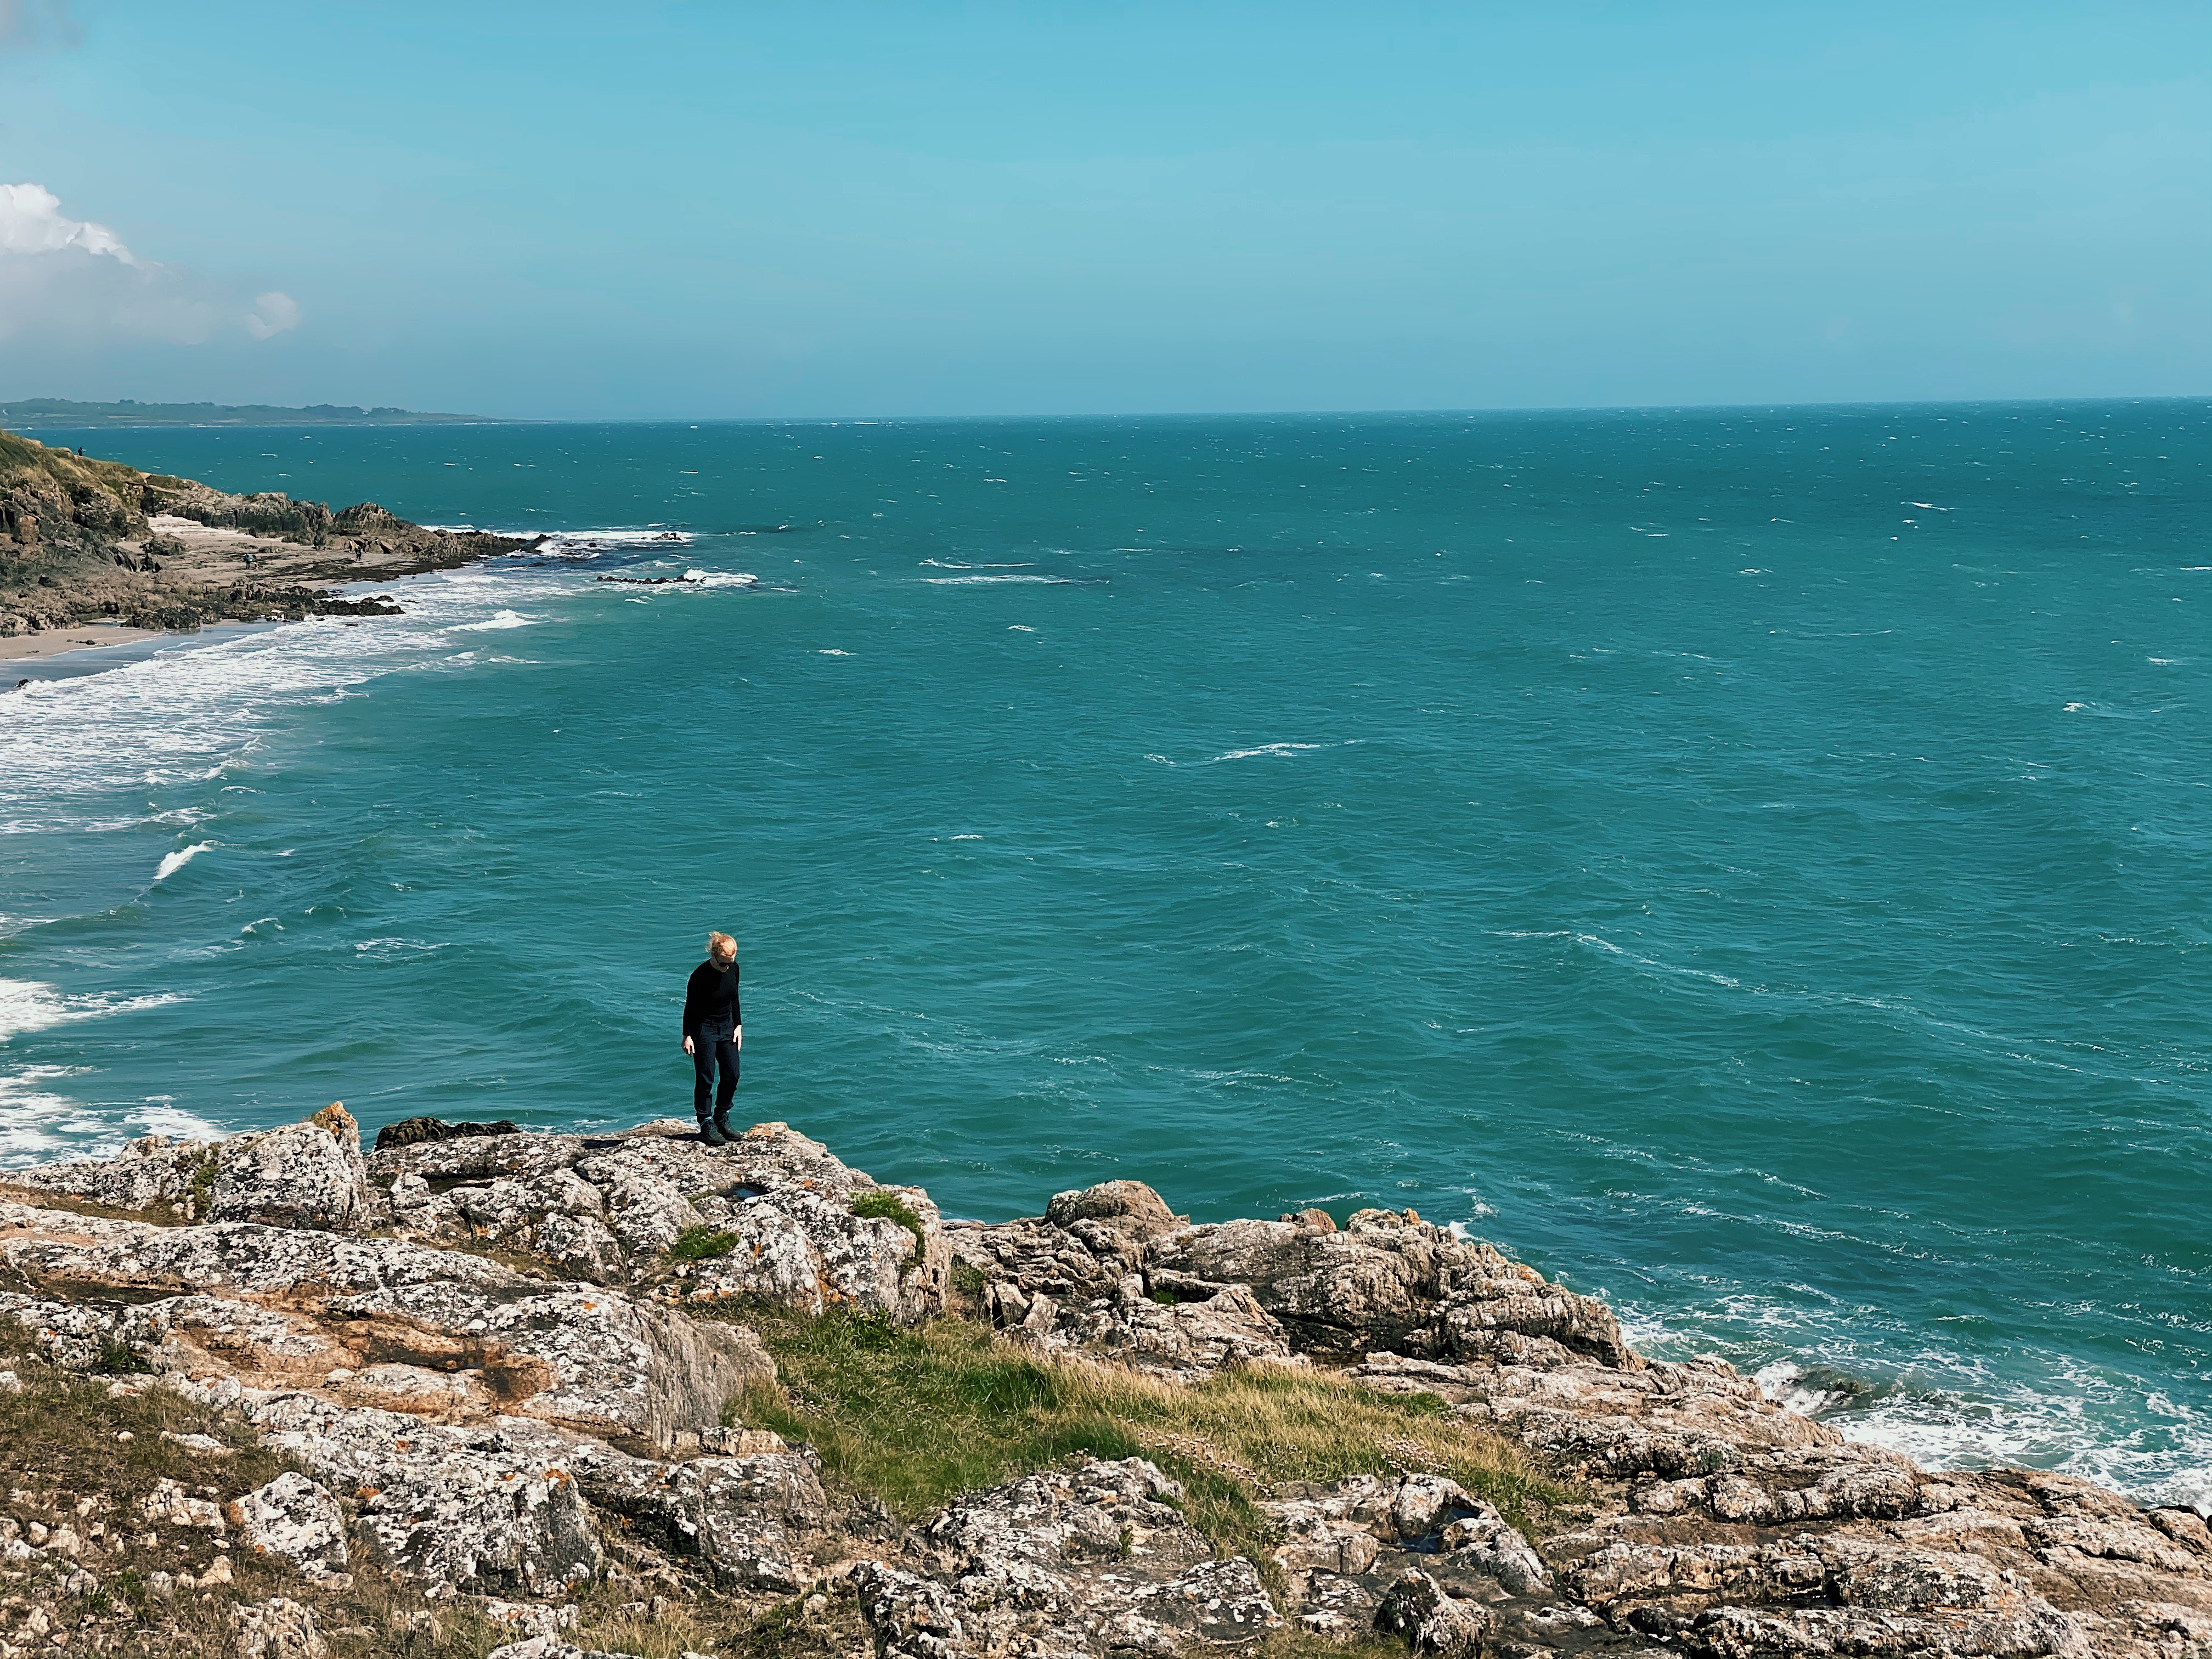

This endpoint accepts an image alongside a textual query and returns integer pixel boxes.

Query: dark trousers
[693,1034,739,1119]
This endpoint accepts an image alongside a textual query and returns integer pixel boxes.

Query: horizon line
[3,390,2206,432]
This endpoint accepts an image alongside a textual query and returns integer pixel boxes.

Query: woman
[682,931,743,1146]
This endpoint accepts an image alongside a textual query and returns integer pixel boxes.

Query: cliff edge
[0,1107,2203,1658]
[0,430,526,643]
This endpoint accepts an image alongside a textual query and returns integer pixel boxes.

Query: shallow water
[3,403,2207,1506]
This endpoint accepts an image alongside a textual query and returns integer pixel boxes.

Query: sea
[2,403,2205,1510]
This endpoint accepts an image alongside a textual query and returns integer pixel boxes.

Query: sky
[0,1,2206,419]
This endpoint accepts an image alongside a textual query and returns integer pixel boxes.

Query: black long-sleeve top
[683,960,742,1042]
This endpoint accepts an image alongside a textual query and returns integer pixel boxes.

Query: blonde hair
[707,931,737,961]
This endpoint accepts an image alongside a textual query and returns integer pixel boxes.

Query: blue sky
[1,1,2205,417]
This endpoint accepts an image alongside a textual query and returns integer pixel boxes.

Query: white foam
[507,527,695,551]
[680,570,758,589]
[453,610,538,631]
[155,841,214,881]
[819,648,851,657]
[128,1100,224,1141]
[1207,741,1359,763]
[0,1064,106,1165]
[0,979,191,1042]
[922,574,1075,585]
[0,565,596,831]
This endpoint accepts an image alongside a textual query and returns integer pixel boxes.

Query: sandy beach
[0,620,167,663]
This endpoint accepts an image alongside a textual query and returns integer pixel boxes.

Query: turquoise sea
[2,403,2206,1508]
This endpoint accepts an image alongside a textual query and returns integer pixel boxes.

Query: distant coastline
[0,397,511,429]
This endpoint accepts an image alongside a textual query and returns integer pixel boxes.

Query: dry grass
[723,1305,1577,1576]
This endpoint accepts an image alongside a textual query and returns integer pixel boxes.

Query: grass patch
[722,1307,1575,1559]
[849,1190,927,1259]
[668,1224,741,1262]
[950,1262,988,1295]
[188,1156,217,1220]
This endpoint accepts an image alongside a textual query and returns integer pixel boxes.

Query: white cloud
[0,182,133,262]
[0,180,298,346]
[245,290,301,339]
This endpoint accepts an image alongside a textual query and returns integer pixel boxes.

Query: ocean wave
[1206,741,1359,763]
[0,1064,105,1166]
[921,560,1035,570]
[921,574,1078,585]
[0,979,191,1042]
[128,1098,224,1141]
[680,570,758,589]
[154,841,214,881]
[453,610,539,631]
[0,566,593,821]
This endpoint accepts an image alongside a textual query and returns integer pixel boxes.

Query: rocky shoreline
[0,1107,2203,1658]
[1,428,527,651]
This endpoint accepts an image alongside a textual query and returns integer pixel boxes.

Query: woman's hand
[733,1026,743,1051]
[682,1036,696,1056]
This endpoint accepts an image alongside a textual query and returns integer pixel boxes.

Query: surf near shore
[1,427,529,664]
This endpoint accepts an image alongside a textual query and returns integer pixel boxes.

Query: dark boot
[697,1116,730,1147]
[712,1105,737,1143]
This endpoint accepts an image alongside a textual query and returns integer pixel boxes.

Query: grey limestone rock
[369,1118,951,1323]
[0,1198,770,1452]
[5,1103,373,1231]
[227,1472,350,1582]
[568,1440,834,1590]
[247,1393,602,1596]
[1373,1568,1493,1656]
[952,1178,1631,1383]
[230,1595,329,1659]
[860,1457,1280,1658]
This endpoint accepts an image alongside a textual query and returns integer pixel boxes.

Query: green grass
[722,1307,1575,1566]
[849,1190,927,1259]
[668,1224,742,1261]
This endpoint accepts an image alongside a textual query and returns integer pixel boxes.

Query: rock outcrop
[0,1110,2205,1658]
[859,1458,1282,1658]
[0,427,524,640]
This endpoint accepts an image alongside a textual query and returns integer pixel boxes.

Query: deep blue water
[3,403,2207,1506]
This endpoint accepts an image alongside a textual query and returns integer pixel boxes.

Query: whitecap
[128,1100,224,1141]
[1206,740,1358,763]
[155,841,214,881]
[680,570,758,589]
[922,574,1075,585]
[0,980,193,1041]
[453,610,539,631]
[819,649,851,657]
[0,1064,106,1165]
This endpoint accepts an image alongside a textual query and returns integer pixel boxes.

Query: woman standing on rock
[682,931,743,1146]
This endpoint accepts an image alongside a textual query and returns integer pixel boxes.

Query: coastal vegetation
[0,426,522,643]
[0,398,498,428]
[728,1304,1570,1549]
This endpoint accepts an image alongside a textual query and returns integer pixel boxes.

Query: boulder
[227,1472,349,1582]
[569,1440,835,1589]
[210,1104,371,1230]
[860,1458,1280,1657]
[1373,1568,1492,1656]
[247,1393,601,1595]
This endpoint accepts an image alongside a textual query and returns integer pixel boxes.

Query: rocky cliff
[0,1107,2203,1659]
[0,430,524,641]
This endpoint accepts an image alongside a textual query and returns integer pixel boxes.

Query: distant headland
[0,398,510,428]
